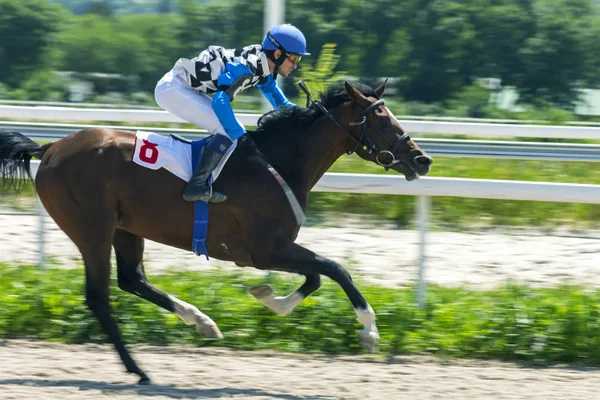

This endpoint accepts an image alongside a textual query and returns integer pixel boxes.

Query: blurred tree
[2,0,597,110]
[176,0,235,56]
[580,16,600,89]
[469,1,534,83]
[287,0,351,67]
[0,0,67,86]
[445,84,496,118]
[83,0,113,16]
[511,0,592,108]
[120,14,184,91]
[389,0,476,102]
[19,70,70,101]
[294,43,346,104]
[157,0,172,13]
[49,1,94,14]
[58,15,148,91]
[0,83,9,99]
[230,0,264,47]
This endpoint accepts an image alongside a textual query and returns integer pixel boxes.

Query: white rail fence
[2,104,600,139]
[28,161,600,308]
[6,121,600,162]
[3,100,600,125]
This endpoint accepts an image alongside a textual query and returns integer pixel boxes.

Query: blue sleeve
[211,62,253,140]
[212,91,246,140]
[257,75,297,109]
[217,62,253,89]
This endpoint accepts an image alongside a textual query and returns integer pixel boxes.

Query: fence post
[37,196,46,267]
[262,0,285,112]
[416,195,430,309]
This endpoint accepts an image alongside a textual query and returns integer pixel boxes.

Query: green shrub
[2,264,600,366]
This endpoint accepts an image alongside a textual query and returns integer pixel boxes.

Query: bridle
[297,81,411,170]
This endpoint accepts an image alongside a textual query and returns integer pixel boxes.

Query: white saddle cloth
[132,131,193,182]
[133,130,236,183]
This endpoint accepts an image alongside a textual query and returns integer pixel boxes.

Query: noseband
[298,81,411,170]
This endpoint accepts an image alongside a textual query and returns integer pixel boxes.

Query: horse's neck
[302,122,348,189]
[259,118,348,198]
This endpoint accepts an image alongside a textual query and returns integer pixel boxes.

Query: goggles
[286,53,302,65]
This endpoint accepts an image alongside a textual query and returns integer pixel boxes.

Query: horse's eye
[380,118,389,127]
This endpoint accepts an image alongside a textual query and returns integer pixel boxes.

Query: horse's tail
[0,130,51,191]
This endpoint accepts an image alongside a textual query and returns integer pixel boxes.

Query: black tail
[0,130,48,192]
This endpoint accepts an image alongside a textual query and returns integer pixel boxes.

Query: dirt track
[2,340,600,400]
[2,211,600,289]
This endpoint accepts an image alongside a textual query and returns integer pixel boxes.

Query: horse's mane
[252,81,378,139]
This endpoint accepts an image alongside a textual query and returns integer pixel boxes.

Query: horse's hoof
[358,330,380,353]
[131,370,151,385]
[248,284,273,300]
[138,376,152,385]
[196,323,224,339]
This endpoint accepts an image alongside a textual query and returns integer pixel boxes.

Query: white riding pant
[154,69,239,182]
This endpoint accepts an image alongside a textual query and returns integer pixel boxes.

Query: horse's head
[342,81,433,181]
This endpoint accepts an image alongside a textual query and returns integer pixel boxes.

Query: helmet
[262,24,310,55]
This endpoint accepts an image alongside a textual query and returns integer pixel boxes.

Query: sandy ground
[1,210,599,289]
[2,340,600,400]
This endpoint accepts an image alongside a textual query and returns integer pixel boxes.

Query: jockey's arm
[212,63,253,140]
[257,75,297,109]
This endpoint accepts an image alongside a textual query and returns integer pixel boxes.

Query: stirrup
[208,190,227,203]
[183,184,227,203]
[202,184,227,203]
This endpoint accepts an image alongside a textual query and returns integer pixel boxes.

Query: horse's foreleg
[248,273,320,316]
[253,239,379,351]
[113,230,222,339]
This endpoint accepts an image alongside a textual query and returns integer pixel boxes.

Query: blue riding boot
[183,134,233,203]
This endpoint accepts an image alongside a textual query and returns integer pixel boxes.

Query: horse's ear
[375,79,388,99]
[344,81,357,99]
[345,81,369,106]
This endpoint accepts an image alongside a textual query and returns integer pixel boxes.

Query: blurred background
[1,0,600,380]
[1,0,600,116]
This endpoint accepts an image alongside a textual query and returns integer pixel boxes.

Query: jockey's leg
[154,76,237,202]
[183,133,233,202]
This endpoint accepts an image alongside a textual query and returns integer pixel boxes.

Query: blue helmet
[262,24,310,56]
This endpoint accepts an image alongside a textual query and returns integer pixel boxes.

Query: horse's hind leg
[82,239,152,384]
[113,229,222,339]
[248,273,321,316]
[37,184,151,384]
[253,238,379,351]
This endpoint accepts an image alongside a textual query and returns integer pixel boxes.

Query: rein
[297,81,411,170]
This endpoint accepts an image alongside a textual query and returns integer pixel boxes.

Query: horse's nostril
[415,155,433,165]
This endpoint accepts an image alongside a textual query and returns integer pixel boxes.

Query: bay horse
[0,81,432,384]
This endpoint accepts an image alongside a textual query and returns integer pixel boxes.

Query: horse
[0,80,432,384]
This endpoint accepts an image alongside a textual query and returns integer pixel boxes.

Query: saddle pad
[133,130,193,182]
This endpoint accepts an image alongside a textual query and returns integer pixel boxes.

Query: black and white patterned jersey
[171,44,271,93]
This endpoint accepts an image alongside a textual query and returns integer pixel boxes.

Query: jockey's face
[273,50,299,77]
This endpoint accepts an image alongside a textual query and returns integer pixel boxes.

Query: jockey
[155,23,309,203]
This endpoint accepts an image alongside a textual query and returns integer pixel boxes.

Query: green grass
[2,263,600,366]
